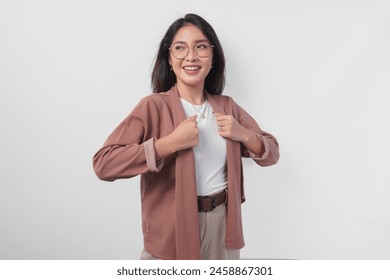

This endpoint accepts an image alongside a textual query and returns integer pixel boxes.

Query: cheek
[169,54,179,68]
[170,57,181,68]
[204,60,213,73]
[171,63,181,74]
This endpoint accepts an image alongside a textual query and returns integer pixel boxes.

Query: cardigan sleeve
[231,98,280,166]
[93,97,164,181]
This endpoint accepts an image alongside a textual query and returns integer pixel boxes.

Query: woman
[93,13,279,260]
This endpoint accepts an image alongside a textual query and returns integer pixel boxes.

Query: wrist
[155,134,177,159]
[241,129,253,145]
[242,131,262,155]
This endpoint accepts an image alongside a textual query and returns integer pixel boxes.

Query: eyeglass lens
[170,43,213,59]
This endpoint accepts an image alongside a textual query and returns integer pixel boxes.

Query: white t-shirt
[180,98,227,196]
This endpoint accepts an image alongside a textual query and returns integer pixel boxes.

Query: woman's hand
[214,113,263,155]
[214,113,247,142]
[169,115,199,151]
[155,115,199,159]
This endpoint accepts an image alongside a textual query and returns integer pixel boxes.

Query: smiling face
[169,24,213,91]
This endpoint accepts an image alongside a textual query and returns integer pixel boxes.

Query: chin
[178,77,206,88]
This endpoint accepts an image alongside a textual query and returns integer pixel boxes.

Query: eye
[173,44,187,51]
[196,43,209,50]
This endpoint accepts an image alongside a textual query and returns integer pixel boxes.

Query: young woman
[93,13,279,260]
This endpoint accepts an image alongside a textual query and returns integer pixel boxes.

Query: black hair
[151,13,225,95]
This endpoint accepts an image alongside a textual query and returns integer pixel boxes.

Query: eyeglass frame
[169,41,214,60]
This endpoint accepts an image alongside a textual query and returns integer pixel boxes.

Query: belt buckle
[209,196,217,211]
[199,195,217,212]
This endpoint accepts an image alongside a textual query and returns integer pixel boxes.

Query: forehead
[172,24,208,43]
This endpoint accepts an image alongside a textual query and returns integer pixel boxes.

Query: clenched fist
[170,115,199,151]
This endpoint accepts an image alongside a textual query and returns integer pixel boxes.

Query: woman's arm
[93,99,201,181]
[93,97,165,181]
[214,102,279,166]
[92,116,161,181]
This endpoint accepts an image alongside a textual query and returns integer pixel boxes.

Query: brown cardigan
[93,85,279,259]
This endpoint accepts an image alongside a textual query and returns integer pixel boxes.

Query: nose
[186,46,197,61]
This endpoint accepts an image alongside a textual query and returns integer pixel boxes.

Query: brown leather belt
[197,189,227,212]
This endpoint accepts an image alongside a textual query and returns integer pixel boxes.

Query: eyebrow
[172,39,210,44]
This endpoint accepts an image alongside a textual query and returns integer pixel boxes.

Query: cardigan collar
[170,84,224,119]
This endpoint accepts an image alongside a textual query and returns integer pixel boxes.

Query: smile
[183,66,201,71]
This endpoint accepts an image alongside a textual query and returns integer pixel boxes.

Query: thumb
[187,114,198,121]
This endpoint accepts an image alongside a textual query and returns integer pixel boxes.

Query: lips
[183,65,201,71]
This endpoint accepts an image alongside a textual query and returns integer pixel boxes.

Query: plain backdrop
[1,0,389,259]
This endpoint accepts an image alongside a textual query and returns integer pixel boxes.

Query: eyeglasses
[169,42,214,60]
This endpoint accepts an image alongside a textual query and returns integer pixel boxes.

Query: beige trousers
[140,204,240,260]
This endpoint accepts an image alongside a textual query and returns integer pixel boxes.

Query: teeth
[184,66,200,70]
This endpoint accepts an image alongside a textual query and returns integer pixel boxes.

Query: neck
[177,83,205,105]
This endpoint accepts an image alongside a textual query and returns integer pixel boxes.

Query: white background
[1,0,389,259]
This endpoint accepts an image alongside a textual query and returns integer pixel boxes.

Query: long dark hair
[151,14,225,95]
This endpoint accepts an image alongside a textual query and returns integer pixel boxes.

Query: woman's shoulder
[135,89,173,110]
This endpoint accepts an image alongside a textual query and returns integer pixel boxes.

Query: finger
[188,115,198,121]
[184,115,198,124]
[213,112,226,121]
[217,130,228,138]
[216,119,228,127]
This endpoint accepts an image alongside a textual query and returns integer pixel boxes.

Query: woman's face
[169,24,213,90]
